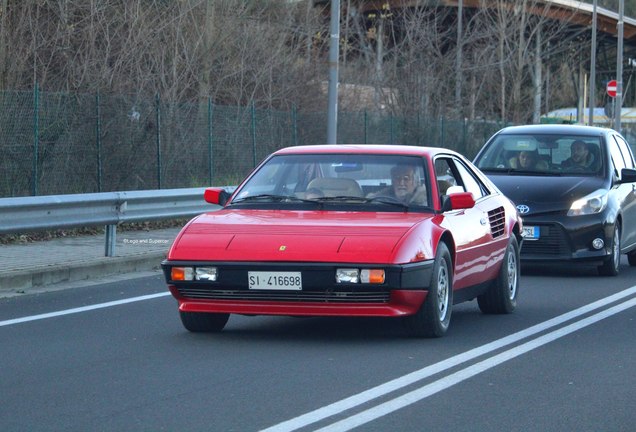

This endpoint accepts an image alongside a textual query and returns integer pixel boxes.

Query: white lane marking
[316,297,636,431]
[0,292,170,327]
[261,285,636,432]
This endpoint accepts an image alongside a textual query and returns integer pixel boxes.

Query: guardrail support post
[105,224,116,257]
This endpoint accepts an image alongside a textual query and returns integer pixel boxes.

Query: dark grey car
[474,124,636,276]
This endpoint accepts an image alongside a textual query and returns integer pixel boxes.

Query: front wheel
[478,236,519,314]
[598,223,621,276]
[404,242,453,338]
[179,311,230,333]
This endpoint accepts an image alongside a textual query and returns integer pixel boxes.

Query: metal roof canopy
[316,0,636,100]
[344,0,636,41]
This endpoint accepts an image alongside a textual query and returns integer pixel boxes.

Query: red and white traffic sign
[607,80,618,98]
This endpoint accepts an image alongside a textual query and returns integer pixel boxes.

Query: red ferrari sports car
[162,145,522,337]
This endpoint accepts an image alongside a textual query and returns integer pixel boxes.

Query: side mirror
[441,189,475,212]
[204,188,231,206]
[618,168,636,184]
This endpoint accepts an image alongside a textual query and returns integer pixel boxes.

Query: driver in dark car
[367,163,427,205]
[562,140,596,170]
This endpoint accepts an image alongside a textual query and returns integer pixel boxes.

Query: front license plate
[248,271,302,290]
[522,225,540,240]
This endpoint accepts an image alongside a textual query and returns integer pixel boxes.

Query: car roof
[273,144,457,157]
[495,124,615,136]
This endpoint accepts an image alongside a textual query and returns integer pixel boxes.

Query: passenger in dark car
[509,150,548,170]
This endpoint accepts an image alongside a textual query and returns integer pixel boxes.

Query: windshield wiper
[508,169,555,176]
[363,196,410,210]
[313,195,368,203]
[479,167,514,174]
[481,167,561,176]
[309,195,412,210]
[314,195,409,209]
[232,194,317,204]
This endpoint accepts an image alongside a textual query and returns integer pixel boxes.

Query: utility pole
[614,0,624,132]
[589,0,597,126]
[326,0,340,144]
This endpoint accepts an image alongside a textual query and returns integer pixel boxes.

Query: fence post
[417,111,421,146]
[251,101,257,168]
[462,117,468,156]
[32,83,39,196]
[208,97,214,185]
[390,113,394,144]
[96,92,102,192]
[105,224,116,257]
[364,110,368,144]
[440,116,445,148]
[155,93,162,189]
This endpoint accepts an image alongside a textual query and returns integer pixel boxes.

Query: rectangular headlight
[336,268,359,283]
[195,267,218,281]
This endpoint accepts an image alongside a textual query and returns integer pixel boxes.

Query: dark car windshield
[229,153,433,211]
[475,133,604,176]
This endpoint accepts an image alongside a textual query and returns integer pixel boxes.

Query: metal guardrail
[0,187,231,256]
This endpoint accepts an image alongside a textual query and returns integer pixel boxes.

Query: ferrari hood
[168,210,434,263]
[488,174,607,212]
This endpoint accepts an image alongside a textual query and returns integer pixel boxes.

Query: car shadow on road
[217,315,415,342]
[521,262,604,278]
[171,304,503,343]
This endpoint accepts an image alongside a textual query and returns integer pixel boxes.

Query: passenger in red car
[368,163,427,205]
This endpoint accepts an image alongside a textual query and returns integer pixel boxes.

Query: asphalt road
[1,259,635,432]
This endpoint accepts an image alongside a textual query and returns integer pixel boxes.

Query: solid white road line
[261,285,636,432]
[315,296,636,432]
[0,292,170,327]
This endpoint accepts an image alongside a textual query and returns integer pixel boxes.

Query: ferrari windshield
[230,153,431,209]
[475,133,604,176]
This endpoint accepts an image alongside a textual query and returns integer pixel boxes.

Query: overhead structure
[314,0,636,122]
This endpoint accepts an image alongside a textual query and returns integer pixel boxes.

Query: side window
[614,135,635,169]
[434,158,460,197]
[608,137,626,177]
[453,159,486,200]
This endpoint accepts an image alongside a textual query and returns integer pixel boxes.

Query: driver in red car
[368,163,427,205]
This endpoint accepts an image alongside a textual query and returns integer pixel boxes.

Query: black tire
[598,223,621,276]
[179,311,229,333]
[628,250,636,267]
[404,242,453,338]
[478,236,520,314]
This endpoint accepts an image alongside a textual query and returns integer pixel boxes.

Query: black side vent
[488,206,506,238]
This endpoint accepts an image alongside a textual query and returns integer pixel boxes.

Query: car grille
[488,206,505,238]
[175,288,391,303]
[521,224,570,256]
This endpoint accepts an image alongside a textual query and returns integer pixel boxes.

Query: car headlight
[336,268,385,284]
[170,266,218,281]
[567,189,608,216]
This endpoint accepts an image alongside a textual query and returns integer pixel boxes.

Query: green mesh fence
[0,88,519,197]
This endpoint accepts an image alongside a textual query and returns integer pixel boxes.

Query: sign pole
[589,0,597,126]
[614,0,624,132]
[326,0,340,144]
